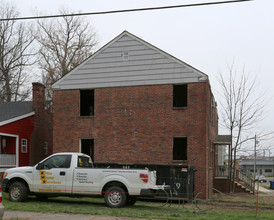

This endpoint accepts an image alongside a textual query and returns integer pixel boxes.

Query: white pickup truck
[2,152,167,208]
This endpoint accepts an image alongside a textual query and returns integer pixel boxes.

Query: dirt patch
[197,192,274,212]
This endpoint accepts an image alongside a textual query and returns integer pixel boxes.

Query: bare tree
[0,1,36,101]
[218,63,265,192]
[34,8,98,102]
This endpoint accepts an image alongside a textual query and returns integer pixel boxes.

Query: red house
[0,83,53,173]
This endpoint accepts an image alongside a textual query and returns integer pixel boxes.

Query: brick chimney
[30,82,47,165]
[32,82,46,113]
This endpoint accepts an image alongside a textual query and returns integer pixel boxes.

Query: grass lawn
[2,193,274,220]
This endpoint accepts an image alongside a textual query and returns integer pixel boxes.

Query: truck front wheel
[9,181,28,202]
[104,186,127,208]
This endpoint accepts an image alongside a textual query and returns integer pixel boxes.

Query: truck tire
[9,181,28,202]
[104,186,127,208]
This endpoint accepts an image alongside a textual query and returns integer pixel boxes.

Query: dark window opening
[81,139,94,162]
[173,84,187,107]
[78,156,93,168]
[173,137,187,160]
[80,90,94,116]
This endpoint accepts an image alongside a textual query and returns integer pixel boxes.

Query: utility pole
[253,135,259,219]
[253,135,257,191]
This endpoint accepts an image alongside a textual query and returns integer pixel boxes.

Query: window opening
[173,137,187,160]
[43,142,48,155]
[81,139,94,162]
[173,84,187,107]
[80,90,94,116]
[78,156,93,168]
[21,139,27,153]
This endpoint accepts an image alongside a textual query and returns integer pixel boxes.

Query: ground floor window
[265,169,272,173]
[173,137,187,160]
[80,139,94,161]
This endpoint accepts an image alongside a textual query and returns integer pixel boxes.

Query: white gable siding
[53,32,207,90]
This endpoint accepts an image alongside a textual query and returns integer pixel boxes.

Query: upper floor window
[21,139,27,153]
[173,84,187,107]
[80,90,94,116]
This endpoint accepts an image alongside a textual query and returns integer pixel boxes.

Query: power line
[0,0,253,21]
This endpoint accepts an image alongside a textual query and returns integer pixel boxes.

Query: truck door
[72,156,98,195]
[33,154,73,194]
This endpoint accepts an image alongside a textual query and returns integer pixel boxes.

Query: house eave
[0,111,35,126]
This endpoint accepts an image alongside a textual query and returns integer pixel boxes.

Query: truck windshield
[78,156,93,168]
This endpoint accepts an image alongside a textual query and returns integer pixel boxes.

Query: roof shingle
[0,101,34,123]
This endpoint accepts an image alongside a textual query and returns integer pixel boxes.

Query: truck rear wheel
[104,186,127,208]
[9,181,28,202]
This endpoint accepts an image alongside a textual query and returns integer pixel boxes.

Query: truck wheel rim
[11,187,20,200]
[108,192,121,205]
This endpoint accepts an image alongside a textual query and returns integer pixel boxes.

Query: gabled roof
[53,30,208,90]
[0,101,34,126]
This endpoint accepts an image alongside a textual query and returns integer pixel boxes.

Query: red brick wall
[30,83,53,165]
[205,84,219,198]
[213,178,230,193]
[53,82,218,198]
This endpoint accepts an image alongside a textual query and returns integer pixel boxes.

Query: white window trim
[21,139,27,153]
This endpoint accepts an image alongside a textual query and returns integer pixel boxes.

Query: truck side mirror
[36,162,44,170]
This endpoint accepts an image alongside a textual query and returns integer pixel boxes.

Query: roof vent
[121,51,129,61]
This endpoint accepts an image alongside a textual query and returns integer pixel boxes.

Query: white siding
[53,31,207,90]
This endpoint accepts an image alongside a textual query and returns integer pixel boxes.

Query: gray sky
[13,0,274,155]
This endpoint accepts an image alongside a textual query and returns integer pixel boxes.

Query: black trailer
[94,163,196,200]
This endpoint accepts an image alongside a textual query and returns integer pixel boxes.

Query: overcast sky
[12,0,274,155]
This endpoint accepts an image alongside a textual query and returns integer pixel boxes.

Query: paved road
[257,182,274,196]
[3,211,150,220]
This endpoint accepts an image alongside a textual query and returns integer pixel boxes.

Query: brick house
[0,83,53,173]
[52,31,219,198]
